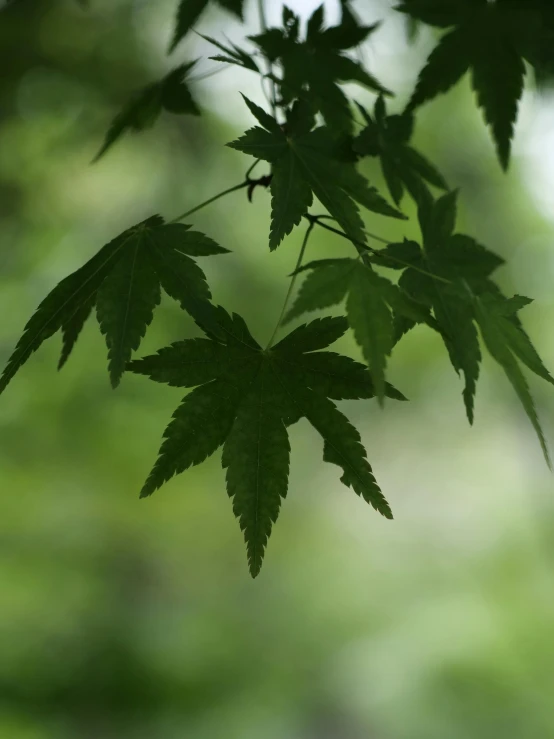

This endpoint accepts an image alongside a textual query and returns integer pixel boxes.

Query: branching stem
[266,221,314,349]
[170,166,271,223]
[305,214,452,285]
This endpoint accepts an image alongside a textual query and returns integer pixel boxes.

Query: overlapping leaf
[399,0,528,169]
[354,96,448,204]
[94,63,200,160]
[390,189,498,422]
[0,217,228,391]
[249,4,388,131]
[286,257,433,403]
[475,290,553,464]
[129,312,402,575]
[169,0,245,52]
[388,189,552,448]
[228,96,404,250]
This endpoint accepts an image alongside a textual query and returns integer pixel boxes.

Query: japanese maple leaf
[0,217,227,391]
[354,96,448,205]
[285,257,434,404]
[129,311,405,576]
[398,0,531,168]
[382,187,552,444]
[228,96,404,250]
[250,4,389,131]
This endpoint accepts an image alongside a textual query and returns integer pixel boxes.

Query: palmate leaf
[392,189,552,446]
[396,190,497,422]
[249,3,388,132]
[354,97,448,205]
[129,313,402,576]
[94,63,200,161]
[400,0,528,168]
[227,97,404,250]
[170,0,245,52]
[0,217,228,392]
[285,258,433,403]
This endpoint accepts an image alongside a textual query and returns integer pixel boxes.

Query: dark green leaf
[96,231,161,387]
[134,312,399,575]
[346,263,394,404]
[0,217,226,391]
[285,259,356,322]
[475,295,551,464]
[223,366,291,577]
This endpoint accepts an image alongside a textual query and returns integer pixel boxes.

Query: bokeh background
[1,0,554,737]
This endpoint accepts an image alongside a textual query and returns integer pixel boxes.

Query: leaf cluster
[2,0,554,576]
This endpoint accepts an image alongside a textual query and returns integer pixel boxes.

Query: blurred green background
[1,0,554,737]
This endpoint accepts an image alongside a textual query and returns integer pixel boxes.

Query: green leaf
[405,2,529,168]
[283,380,392,517]
[354,97,448,204]
[475,295,551,465]
[96,231,161,387]
[58,298,95,370]
[347,263,394,404]
[371,239,422,269]
[223,365,291,577]
[229,99,402,248]
[128,338,237,388]
[249,4,388,132]
[278,350,407,401]
[270,149,314,250]
[407,27,471,111]
[273,315,349,354]
[287,258,435,401]
[141,378,246,497]
[284,259,356,322]
[170,0,245,52]
[0,217,227,392]
[471,16,526,170]
[132,311,399,575]
[94,64,199,160]
[478,292,554,387]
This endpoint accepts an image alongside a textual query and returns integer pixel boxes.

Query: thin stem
[170,181,249,224]
[305,214,452,285]
[308,214,390,245]
[266,222,314,349]
[245,158,261,181]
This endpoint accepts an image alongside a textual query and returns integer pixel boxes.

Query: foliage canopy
[2,0,554,576]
